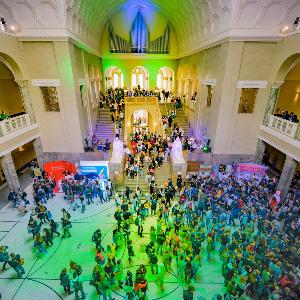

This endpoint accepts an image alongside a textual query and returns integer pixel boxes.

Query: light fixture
[10,25,16,31]
[281,26,289,33]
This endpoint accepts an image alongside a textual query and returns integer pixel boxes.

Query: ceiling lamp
[281,26,289,33]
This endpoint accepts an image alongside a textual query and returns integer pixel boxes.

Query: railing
[0,114,31,136]
[124,96,158,104]
[267,114,299,139]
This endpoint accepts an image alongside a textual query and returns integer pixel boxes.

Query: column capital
[15,79,29,87]
[285,155,297,165]
[272,81,284,88]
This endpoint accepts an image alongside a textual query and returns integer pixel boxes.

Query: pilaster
[15,80,36,123]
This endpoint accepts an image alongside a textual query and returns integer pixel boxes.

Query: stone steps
[159,104,193,137]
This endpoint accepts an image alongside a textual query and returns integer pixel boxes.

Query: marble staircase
[95,107,124,143]
[159,103,193,137]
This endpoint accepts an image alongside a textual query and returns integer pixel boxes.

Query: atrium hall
[0,1,299,300]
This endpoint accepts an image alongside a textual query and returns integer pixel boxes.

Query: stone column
[254,138,266,164]
[277,155,297,200]
[296,123,300,141]
[0,153,20,191]
[33,137,45,168]
[15,80,36,123]
[263,81,284,125]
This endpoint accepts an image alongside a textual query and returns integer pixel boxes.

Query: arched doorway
[264,54,300,139]
[156,66,174,92]
[105,66,123,90]
[132,109,149,133]
[131,66,149,90]
[0,61,24,117]
[274,62,300,122]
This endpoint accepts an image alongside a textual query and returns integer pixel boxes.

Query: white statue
[111,137,124,162]
[171,137,185,163]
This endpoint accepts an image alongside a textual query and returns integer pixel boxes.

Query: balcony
[0,114,31,137]
[267,114,299,140]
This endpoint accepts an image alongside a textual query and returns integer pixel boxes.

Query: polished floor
[0,183,230,300]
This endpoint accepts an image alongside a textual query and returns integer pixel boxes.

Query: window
[113,73,119,88]
[132,74,137,88]
[131,66,149,90]
[157,74,162,89]
[40,87,60,111]
[138,74,144,89]
[105,67,123,90]
[157,67,174,92]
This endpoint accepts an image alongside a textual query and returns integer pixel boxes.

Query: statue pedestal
[109,138,124,187]
[170,137,187,181]
[171,160,187,182]
[109,161,124,186]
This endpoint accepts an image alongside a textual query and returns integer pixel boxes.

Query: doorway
[132,109,148,133]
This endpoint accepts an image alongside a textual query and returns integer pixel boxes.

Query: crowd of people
[274,109,299,123]
[125,130,169,183]
[1,86,299,300]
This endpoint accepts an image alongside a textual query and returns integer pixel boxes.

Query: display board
[79,161,109,180]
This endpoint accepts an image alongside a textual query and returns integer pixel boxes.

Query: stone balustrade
[267,114,299,139]
[124,96,158,104]
[0,113,31,136]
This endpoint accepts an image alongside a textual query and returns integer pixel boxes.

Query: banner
[43,161,76,192]
[79,161,109,180]
[234,163,267,175]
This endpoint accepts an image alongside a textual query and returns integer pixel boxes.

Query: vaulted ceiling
[0,0,300,57]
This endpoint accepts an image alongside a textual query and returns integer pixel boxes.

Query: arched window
[131,66,149,90]
[157,67,174,92]
[105,67,123,90]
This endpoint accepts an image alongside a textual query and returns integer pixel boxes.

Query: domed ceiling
[0,0,299,57]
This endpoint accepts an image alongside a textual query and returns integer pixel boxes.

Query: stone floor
[0,182,228,300]
[0,169,33,209]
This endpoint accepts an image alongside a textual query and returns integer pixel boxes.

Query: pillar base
[0,153,20,192]
[171,161,187,182]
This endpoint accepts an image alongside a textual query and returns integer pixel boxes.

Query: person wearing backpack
[70,261,85,300]
[8,253,25,278]
[0,246,9,271]
[60,268,72,294]
[149,252,158,274]
[50,219,60,237]
[135,215,144,237]
[183,285,194,300]
[156,231,166,255]
[61,217,71,238]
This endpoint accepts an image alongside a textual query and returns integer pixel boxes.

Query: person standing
[135,215,144,237]
[8,253,25,278]
[183,285,194,300]
[70,261,86,300]
[61,217,72,238]
[50,219,60,237]
[60,268,72,295]
[0,246,9,271]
